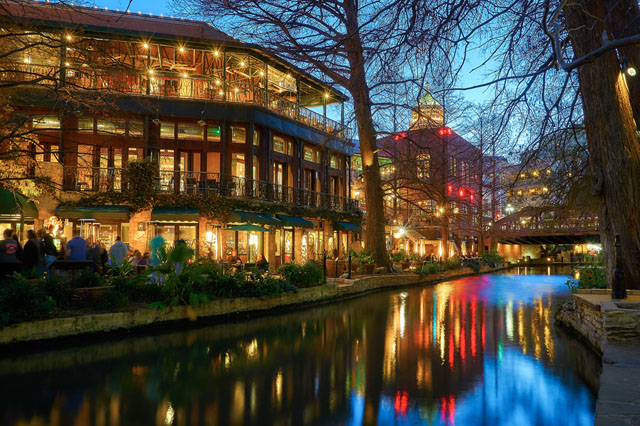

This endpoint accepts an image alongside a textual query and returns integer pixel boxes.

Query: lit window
[207,125,221,142]
[273,135,292,155]
[77,117,94,132]
[97,118,126,135]
[253,130,260,147]
[177,123,203,140]
[129,120,144,137]
[32,115,60,129]
[231,126,246,143]
[330,154,342,169]
[160,122,175,139]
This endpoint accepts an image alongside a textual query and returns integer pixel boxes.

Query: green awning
[225,224,275,232]
[56,205,129,220]
[229,210,281,226]
[333,221,362,232]
[150,208,200,222]
[0,189,38,218]
[276,214,313,228]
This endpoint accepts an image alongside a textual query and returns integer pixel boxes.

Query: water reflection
[0,269,598,425]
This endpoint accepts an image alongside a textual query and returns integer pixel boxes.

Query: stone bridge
[494,207,600,245]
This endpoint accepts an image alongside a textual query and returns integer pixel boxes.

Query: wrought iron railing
[63,167,359,214]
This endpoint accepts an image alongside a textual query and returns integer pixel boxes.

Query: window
[231,126,246,143]
[449,156,457,176]
[273,135,292,155]
[207,125,221,142]
[178,123,203,140]
[129,120,143,137]
[232,153,245,177]
[97,118,126,135]
[32,115,60,129]
[330,154,342,170]
[160,122,175,139]
[253,129,260,147]
[77,117,94,133]
[417,153,430,178]
[304,146,319,163]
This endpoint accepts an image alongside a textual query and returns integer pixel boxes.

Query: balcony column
[146,44,151,96]
[323,94,327,131]
[341,101,344,128]
[264,63,269,107]
[295,138,303,205]
[220,121,230,183]
[222,51,227,102]
[246,122,254,197]
[347,156,352,199]
[296,77,301,119]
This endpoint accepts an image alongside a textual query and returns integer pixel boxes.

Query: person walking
[20,229,40,275]
[149,234,165,285]
[109,236,128,265]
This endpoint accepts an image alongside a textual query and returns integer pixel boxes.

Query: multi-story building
[351,92,482,258]
[0,2,360,266]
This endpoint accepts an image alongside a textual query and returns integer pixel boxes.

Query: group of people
[0,227,59,279]
[0,227,156,280]
[226,250,269,272]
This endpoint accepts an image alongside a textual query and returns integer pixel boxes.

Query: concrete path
[595,343,640,426]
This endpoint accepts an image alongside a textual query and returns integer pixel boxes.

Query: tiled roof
[0,0,235,43]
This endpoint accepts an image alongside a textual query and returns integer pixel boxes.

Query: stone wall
[556,289,640,354]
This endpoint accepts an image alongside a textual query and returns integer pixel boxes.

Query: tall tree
[177,0,467,266]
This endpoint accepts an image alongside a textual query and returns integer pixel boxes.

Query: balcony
[2,63,352,141]
[63,167,359,214]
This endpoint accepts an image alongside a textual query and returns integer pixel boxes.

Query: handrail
[2,62,351,142]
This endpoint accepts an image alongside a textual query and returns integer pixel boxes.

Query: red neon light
[438,127,453,136]
[447,184,453,194]
[470,194,474,201]
[459,188,464,197]
[394,391,409,416]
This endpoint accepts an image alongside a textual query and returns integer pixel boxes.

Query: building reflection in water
[0,270,597,426]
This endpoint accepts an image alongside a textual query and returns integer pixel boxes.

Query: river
[0,266,600,425]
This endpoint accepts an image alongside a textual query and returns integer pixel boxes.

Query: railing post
[347,253,352,279]
[612,235,627,299]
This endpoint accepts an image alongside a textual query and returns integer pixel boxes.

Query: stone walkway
[595,343,640,426]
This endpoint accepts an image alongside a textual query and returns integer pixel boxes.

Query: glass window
[129,120,143,137]
[253,129,260,147]
[33,115,60,129]
[273,135,291,155]
[231,126,246,144]
[97,118,126,135]
[161,122,175,139]
[77,117,94,132]
[304,146,319,163]
[178,123,203,140]
[207,125,221,142]
[232,153,245,177]
[330,154,342,170]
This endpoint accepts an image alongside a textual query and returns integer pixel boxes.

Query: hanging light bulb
[197,110,207,127]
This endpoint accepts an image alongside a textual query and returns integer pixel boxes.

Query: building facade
[0,2,360,266]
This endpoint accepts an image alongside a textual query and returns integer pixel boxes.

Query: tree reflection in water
[0,267,598,426]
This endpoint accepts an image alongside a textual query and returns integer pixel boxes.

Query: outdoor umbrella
[225,224,275,232]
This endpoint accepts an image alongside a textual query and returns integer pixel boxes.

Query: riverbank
[556,289,640,426]
[0,264,508,348]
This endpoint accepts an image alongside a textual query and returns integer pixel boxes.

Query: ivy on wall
[63,160,362,225]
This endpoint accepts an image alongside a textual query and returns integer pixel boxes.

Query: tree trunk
[605,0,640,124]
[567,0,640,289]
[343,3,388,267]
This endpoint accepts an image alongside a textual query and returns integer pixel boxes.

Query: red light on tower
[438,127,452,136]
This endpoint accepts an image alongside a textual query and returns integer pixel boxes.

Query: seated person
[256,253,269,271]
[228,250,242,266]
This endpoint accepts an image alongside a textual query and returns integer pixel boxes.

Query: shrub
[481,250,504,267]
[416,262,440,276]
[442,257,462,271]
[0,274,55,326]
[565,258,606,293]
[278,261,324,288]
[390,250,408,263]
[409,253,421,262]
[465,259,483,272]
[67,268,106,288]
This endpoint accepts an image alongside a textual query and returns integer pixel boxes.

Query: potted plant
[409,253,421,269]
[389,249,407,267]
[355,250,375,274]
[325,250,345,278]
